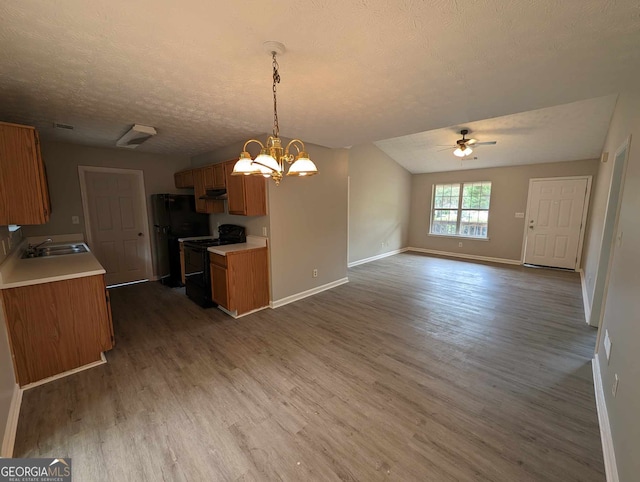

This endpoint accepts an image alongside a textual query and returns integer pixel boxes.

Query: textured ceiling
[374,95,618,173]
[0,1,639,157]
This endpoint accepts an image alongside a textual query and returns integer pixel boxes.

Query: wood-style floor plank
[13,253,604,481]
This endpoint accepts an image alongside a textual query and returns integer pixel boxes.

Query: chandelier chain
[272,52,281,138]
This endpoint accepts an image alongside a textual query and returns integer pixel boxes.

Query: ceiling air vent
[116,124,157,149]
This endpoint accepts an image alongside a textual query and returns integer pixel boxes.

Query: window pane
[431,209,458,235]
[433,183,460,210]
[460,209,488,237]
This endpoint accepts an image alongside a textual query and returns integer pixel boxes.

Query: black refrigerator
[151,194,210,287]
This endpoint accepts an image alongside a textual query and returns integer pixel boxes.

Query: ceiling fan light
[454,146,473,157]
[287,152,318,177]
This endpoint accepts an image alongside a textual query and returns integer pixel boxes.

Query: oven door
[184,246,215,307]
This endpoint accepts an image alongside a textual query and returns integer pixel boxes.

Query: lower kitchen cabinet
[210,248,269,315]
[0,274,114,386]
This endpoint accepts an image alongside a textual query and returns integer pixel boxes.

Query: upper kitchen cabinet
[174,169,194,188]
[223,160,267,216]
[193,167,224,214]
[202,164,225,190]
[0,122,51,225]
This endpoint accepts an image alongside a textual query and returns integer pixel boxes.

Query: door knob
[138,232,143,236]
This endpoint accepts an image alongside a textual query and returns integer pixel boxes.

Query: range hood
[199,189,227,200]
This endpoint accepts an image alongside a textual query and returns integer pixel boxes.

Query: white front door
[81,168,150,286]
[524,178,589,270]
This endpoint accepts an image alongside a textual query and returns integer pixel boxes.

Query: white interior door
[80,168,151,286]
[524,178,589,270]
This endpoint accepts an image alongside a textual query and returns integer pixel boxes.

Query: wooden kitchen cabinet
[210,247,269,315]
[179,242,186,285]
[174,169,194,188]
[1,274,114,386]
[223,160,267,216]
[203,165,225,190]
[193,168,224,214]
[0,121,51,225]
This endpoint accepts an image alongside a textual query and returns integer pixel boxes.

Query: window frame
[429,181,492,239]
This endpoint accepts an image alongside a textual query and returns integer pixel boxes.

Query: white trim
[21,353,107,391]
[348,248,409,267]
[78,166,153,283]
[218,305,271,319]
[521,175,592,269]
[271,277,349,309]
[427,234,490,241]
[592,354,620,482]
[107,279,149,289]
[407,247,521,266]
[577,268,591,325]
[1,384,22,457]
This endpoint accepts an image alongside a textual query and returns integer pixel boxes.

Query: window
[430,181,492,238]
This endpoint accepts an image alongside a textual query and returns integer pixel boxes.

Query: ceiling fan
[438,129,497,157]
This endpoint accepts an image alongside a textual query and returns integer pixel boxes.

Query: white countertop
[207,235,268,256]
[0,238,106,289]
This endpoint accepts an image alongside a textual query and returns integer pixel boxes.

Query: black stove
[184,224,246,307]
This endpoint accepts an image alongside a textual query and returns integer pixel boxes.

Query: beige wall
[191,137,349,302]
[409,159,599,261]
[21,141,192,277]
[348,143,411,264]
[585,91,640,482]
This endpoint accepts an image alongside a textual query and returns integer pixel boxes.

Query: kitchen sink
[22,243,88,258]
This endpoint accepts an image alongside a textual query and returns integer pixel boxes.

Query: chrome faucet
[24,238,53,257]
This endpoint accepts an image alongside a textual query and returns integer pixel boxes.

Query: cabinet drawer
[209,252,227,267]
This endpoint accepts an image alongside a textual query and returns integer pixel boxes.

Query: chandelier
[232,41,318,185]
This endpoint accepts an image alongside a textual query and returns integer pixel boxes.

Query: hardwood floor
[13,253,604,481]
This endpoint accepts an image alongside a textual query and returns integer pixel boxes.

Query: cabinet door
[210,263,230,309]
[224,160,247,215]
[0,122,50,225]
[193,168,207,213]
[174,172,184,188]
[1,275,113,386]
[203,166,215,189]
[244,175,267,216]
[182,169,194,188]
[213,164,226,189]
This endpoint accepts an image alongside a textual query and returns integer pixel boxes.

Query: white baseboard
[592,354,619,482]
[578,268,592,325]
[348,248,409,268]
[1,384,23,457]
[21,353,107,391]
[271,277,349,309]
[407,247,521,266]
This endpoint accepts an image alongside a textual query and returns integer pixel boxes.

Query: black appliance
[151,194,210,287]
[184,224,246,308]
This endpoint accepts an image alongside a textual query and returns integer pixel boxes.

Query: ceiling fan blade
[436,147,454,152]
[466,138,478,145]
[473,141,497,146]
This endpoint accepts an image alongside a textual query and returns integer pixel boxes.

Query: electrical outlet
[604,330,612,362]
[262,226,268,237]
[458,242,463,248]
[612,374,619,397]
[71,215,80,224]
[515,212,525,218]
[312,269,318,278]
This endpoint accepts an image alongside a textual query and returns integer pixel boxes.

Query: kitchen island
[0,236,113,387]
